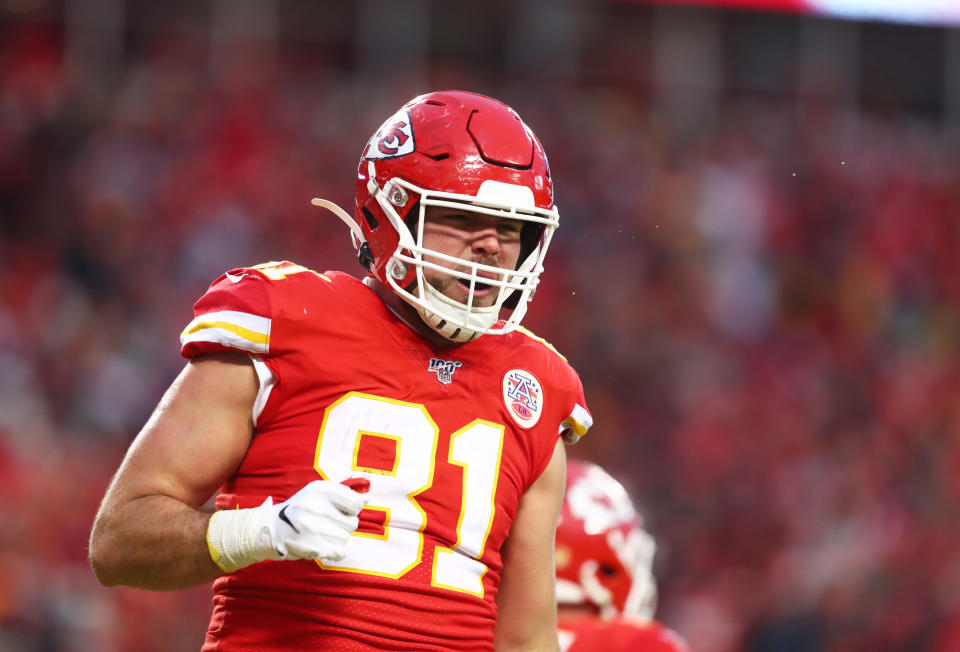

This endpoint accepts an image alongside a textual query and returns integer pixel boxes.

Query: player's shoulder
[496,324,591,443]
[500,324,582,388]
[503,324,570,365]
[180,261,362,358]
[236,261,346,290]
[206,261,363,306]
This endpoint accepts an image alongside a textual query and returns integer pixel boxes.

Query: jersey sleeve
[180,269,274,359]
[512,326,593,447]
[559,369,592,445]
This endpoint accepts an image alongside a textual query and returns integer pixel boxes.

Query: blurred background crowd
[2,1,960,650]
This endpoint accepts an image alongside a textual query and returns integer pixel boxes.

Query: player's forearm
[494,579,563,652]
[494,596,561,652]
[494,630,561,652]
[89,493,222,590]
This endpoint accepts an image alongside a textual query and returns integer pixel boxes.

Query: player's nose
[471,228,501,257]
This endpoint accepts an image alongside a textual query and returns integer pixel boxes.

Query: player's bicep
[495,438,566,652]
[105,352,257,509]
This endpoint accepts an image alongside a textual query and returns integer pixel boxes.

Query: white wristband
[206,498,279,573]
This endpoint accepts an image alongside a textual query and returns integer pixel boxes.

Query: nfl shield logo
[428,358,462,385]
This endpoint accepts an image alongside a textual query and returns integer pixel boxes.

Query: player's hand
[207,478,369,573]
[265,480,369,562]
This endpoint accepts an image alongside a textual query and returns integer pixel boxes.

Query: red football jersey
[558,618,691,652]
[179,261,592,651]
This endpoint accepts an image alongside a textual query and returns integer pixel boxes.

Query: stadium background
[2,1,960,650]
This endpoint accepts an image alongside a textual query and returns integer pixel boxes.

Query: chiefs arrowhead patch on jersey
[363,108,415,160]
[502,368,543,429]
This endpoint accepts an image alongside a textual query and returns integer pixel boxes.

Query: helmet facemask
[371,168,558,343]
[613,526,659,622]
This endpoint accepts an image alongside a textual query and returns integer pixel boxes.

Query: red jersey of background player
[559,618,691,652]
[180,261,592,651]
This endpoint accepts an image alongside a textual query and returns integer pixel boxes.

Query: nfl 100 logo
[428,358,462,385]
[502,369,543,428]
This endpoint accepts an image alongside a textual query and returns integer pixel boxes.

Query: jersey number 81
[314,392,504,597]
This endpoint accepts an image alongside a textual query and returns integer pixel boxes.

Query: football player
[557,460,691,652]
[89,91,591,651]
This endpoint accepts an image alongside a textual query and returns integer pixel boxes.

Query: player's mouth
[458,278,493,296]
[458,271,499,297]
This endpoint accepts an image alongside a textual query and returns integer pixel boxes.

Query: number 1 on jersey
[433,420,504,596]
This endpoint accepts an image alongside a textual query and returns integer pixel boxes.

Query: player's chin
[469,297,499,309]
[423,275,499,308]
[447,291,497,308]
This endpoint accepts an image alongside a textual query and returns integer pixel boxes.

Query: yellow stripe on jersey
[183,319,269,344]
[560,403,593,443]
[514,326,567,362]
[252,260,330,282]
[180,310,271,354]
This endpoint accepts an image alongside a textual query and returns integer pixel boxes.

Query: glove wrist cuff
[206,501,277,573]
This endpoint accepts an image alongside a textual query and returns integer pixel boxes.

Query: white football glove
[206,479,369,573]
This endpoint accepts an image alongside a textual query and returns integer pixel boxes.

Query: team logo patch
[428,358,462,385]
[364,109,415,160]
[502,369,543,428]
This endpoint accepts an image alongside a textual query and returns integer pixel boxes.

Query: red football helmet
[313,91,559,342]
[556,460,658,622]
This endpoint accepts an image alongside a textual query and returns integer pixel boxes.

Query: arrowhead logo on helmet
[363,109,416,160]
[313,91,560,343]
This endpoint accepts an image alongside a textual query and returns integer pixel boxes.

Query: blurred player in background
[556,459,690,652]
[88,90,591,651]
